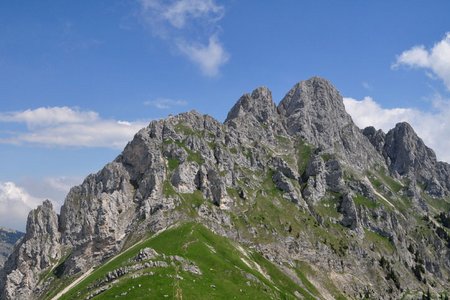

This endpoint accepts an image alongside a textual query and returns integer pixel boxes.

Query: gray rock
[272,171,303,206]
[338,193,361,231]
[278,77,386,170]
[0,200,60,300]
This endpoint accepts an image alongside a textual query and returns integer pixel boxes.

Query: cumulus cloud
[144,98,188,109]
[393,33,450,90]
[0,181,45,231]
[0,107,148,148]
[138,0,229,77]
[343,96,450,163]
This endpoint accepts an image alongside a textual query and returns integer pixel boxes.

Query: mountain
[0,228,24,269]
[2,77,450,299]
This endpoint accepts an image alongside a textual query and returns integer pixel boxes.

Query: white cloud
[144,98,188,109]
[393,33,450,90]
[0,106,98,128]
[0,107,148,148]
[0,181,45,231]
[138,0,229,77]
[177,35,229,76]
[344,96,450,163]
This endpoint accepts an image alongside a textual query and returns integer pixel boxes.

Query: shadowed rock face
[3,77,450,299]
[0,228,24,269]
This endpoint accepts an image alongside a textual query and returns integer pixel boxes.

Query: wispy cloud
[137,0,229,77]
[344,95,450,163]
[362,81,372,90]
[144,98,188,109]
[0,107,148,148]
[177,35,229,76]
[0,106,98,127]
[393,32,450,90]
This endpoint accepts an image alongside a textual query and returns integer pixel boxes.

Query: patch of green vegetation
[292,261,320,297]
[229,147,238,155]
[180,191,205,209]
[321,153,333,162]
[296,140,313,174]
[364,229,395,254]
[162,180,177,197]
[353,194,378,209]
[378,170,403,193]
[171,140,204,165]
[186,149,204,164]
[207,141,217,149]
[423,193,450,213]
[174,123,196,136]
[54,223,312,300]
[314,197,341,219]
[244,148,252,160]
[368,175,383,189]
[276,135,291,147]
[167,158,180,171]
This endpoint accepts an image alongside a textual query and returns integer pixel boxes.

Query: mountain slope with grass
[2,77,450,299]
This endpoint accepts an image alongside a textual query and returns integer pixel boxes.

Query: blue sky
[1,0,450,230]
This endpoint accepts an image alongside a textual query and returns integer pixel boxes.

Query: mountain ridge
[2,77,450,299]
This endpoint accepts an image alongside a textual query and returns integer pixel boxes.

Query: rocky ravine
[2,77,450,299]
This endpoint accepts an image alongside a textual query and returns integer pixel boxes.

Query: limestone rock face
[59,161,138,274]
[225,87,287,147]
[339,193,361,231]
[0,201,60,300]
[365,122,450,197]
[278,77,385,170]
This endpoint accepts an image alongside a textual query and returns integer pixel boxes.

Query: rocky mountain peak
[384,122,437,176]
[225,86,277,124]
[278,77,385,170]
[1,200,60,300]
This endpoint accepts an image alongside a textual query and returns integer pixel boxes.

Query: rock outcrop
[0,201,60,300]
[278,77,385,170]
[364,122,450,197]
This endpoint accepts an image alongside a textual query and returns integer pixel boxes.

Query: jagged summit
[225,86,276,124]
[3,77,450,299]
[364,121,450,198]
[277,77,385,170]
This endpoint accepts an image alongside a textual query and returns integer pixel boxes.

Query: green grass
[353,194,379,209]
[168,158,180,171]
[163,180,177,197]
[174,123,196,136]
[52,223,316,300]
[378,170,403,193]
[364,229,396,255]
[296,140,313,174]
[314,197,341,219]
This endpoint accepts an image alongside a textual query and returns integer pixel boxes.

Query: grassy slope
[48,222,318,300]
